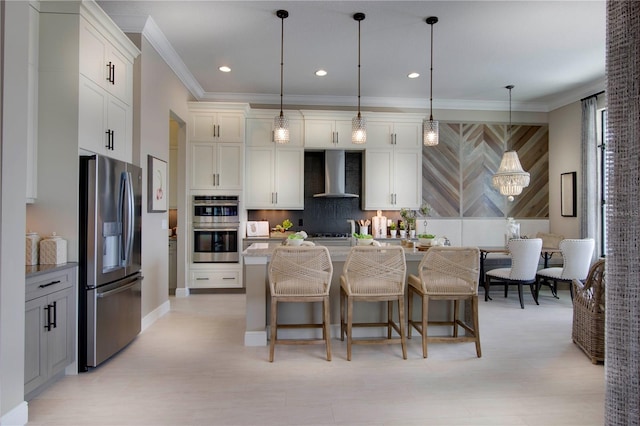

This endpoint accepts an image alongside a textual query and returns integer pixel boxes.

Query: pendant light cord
[506,84,514,150]
[357,16,361,118]
[279,13,284,118]
[429,20,434,121]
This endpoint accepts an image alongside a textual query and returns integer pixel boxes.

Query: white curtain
[580,96,598,252]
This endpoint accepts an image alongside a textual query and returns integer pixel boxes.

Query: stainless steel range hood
[313,150,359,198]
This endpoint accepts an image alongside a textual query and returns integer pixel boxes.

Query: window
[598,108,607,257]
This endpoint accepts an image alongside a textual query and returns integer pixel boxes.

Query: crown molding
[546,78,606,111]
[108,14,204,100]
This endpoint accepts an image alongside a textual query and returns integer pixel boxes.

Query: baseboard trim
[1,401,28,426]
[141,300,170,332]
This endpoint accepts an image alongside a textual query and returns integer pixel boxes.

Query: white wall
[1,2,29,423]
[129,31,191,321]
[548,101,582,238]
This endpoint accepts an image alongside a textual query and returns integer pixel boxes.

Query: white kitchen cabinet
[79,16,132,105]
[190,142,243,190]
[190,112,245,143]
[304,119,353,148]
[190,267,242,289]
[78,76,132,163]
[246,117,303,147]
[25,266,76,399]
[363,148,422,210]
[367,120,422,148]
[245,146,304,210]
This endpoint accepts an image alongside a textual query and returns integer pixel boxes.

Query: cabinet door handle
[111,130,115,150]
[393,134,397,145]
[105,130,111,149]
[39,280,61,289]
[111,63,115,84]
[50,301,57,329]
[44,305,52,331]
[196,277,209,281]
[222,277,236,280]
[217,125,221,138]
[106,62,112,83]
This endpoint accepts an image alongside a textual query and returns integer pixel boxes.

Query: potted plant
[389,222,397,238]
[407,217,416,239]
[398,221,407,239]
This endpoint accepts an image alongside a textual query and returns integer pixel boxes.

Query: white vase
[410,230,416,239]
[359,226,369,235]
[390,230,397,238]
[399,230,406,238]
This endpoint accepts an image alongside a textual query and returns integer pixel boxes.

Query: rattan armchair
[340,245,407,360]
[572,259,605,364]
[268,246,333,362]
[408,247,481,358]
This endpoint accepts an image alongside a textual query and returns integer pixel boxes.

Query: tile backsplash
[247,151,399,234]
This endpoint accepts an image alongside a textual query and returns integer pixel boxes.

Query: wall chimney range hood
[313,150,359,198]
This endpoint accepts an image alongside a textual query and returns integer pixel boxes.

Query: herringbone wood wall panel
[422,122,549,219]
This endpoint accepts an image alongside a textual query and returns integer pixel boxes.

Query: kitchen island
[242,242,435,346]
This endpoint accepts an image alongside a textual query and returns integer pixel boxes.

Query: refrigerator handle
[118,171,127,266]
[124,171,135,266]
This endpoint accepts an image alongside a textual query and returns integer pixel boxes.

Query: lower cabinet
[190,266,242,289]
[25,266,76,399]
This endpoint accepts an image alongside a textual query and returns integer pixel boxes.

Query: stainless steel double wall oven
[192,195,240,263]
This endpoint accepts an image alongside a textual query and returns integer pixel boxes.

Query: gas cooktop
[307,233,351,238]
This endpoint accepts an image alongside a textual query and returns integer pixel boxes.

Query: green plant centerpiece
[389,222,397,231]
[275,219,293,232]
[353,232,375,245]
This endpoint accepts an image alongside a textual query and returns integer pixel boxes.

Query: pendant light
[352,12,366,144]
[492,85,530,201]
[423,16,439,146]
[274,10,289,144]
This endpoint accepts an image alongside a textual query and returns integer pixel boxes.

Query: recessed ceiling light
[408,72,420,79]
[219,66,231,73]
[315,69,328,77]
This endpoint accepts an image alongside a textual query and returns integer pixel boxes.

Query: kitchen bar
[243,242,444,346]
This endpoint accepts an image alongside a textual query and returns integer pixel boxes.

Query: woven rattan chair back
[269,246,333,297]
[559,238,595,280]
[341,245,406,297]
[417,247,481,295]
[507,238,543,281]
[572,259,605,363]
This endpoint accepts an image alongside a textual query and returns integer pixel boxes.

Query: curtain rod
[581,90,605,101]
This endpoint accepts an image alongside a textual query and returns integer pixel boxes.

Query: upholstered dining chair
[340,245,407,361]
[407,247,481,358]
[268,246,333,362]
[535,238,595,301]
[485,238,543,309]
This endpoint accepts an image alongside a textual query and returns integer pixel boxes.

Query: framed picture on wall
[561,171,577,217]
[148,155,167,213]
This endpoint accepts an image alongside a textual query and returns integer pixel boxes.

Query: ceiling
[97,1,606,112]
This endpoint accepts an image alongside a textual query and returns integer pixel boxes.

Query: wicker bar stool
[408,247,481,358]
[572,259,605,364]
[268,246,333,362]
[340,245,407,361]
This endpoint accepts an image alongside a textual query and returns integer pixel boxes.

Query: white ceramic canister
[25,232,41,265]
[39,232,67,265]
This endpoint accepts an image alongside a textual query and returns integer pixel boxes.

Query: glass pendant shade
[352,115,366,144]
[492,150,531,196]
[423,118,439,146]
[273,113,289,144]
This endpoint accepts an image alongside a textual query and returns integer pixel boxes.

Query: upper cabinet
[187,102,249,192]
[304,119,353,149]
[79,17,132,105]
[363,148,422,210]
[245,115,304,209]
[190,111,245,143]
[366,120,422,149]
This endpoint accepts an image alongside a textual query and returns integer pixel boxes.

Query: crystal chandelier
[274,10,289,144]
[352,12,366,144]
[492,85,530,201]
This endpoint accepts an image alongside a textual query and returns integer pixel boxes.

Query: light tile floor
[27,289,604,425]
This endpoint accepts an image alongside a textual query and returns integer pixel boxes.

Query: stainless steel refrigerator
[79,154,143,371]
